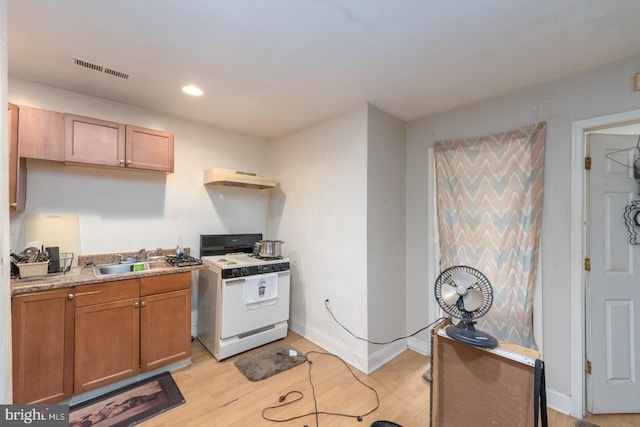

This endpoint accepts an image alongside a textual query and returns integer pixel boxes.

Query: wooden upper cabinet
[126,125,174,173]
[65,114,174,172]
[65,114,126,167]
[8,103,26,211]
[17,106,174,173]
[17,105,65,161]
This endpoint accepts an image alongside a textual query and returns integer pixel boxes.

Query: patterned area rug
[69,372,184,427]
[234,344,306,381]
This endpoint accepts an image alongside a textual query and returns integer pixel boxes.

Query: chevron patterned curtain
[434,122,546,348]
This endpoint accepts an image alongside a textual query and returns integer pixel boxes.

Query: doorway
[571,109,640,419]
[586,132,640,413]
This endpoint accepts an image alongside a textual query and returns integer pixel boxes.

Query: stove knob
[231,268,241,277]
[241,267,249,276]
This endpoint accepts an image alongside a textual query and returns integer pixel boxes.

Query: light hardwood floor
[142,332,638,426]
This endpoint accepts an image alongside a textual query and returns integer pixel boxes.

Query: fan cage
[434,265,494,320]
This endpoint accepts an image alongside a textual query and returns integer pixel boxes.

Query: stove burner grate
[167,256,203,267]
[249,253,283,261]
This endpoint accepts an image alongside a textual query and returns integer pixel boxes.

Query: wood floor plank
[139,331,638,427]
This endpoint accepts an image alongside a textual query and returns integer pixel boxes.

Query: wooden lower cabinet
[140,289,191,371]
[73,273,191,394]
[140,272,192,371]
[11,288,75,404]
[74,297,141,393]
[13,273,192,400]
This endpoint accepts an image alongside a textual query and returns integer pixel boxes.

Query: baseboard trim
[408,336,430,356]
[290,320,369,372]
[547,388,572,416]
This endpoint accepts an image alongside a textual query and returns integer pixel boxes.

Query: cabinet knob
[134,301,140,308]
[10,202,17,207]
[127,160,132,165]
[67,293,75,300]
[141,301,147,307]
[119,159,125,166]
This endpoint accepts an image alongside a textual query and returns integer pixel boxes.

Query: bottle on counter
[177,236,184,259]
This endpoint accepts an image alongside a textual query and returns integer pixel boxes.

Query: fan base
[445,324,498,349]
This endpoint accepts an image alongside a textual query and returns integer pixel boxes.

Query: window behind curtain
[434,122,546,348]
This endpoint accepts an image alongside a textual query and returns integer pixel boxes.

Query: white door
[587,133,640,413]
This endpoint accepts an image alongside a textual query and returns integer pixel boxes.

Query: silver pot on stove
[256,240,284,258]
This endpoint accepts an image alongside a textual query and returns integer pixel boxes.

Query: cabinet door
[65,114,126,167]
[140,289,191,372]
[140,271,190,296]
[12,288,75,404]
[17,105,65,161]
[126,125,174,172]
[74,298,140,393]
[8,103,26,210]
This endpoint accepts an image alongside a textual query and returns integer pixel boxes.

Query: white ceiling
[8,0,640,139]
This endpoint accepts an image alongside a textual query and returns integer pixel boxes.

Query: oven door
[219,271,290,339]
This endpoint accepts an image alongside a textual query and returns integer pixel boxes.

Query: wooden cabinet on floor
[73,272,191,394]
[8,103,26,211]
[17,104,66,161]
[140,273,192,371]
[74,279,140,394]
[13,273,192,400]
[66,114,174,172]
[11,288,75,404]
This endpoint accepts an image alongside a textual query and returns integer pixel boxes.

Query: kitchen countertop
[11,263,207,296]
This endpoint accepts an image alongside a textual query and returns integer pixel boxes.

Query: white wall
[0,0,12,404]
[366,105,407,369]
[270,104,370,371]
[8,78,272,255]
[270,103,407,373]
[406,53,640,411]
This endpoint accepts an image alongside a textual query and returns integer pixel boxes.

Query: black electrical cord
[261,351,379,426]
[324,300,446,345]
[261,305,445,425]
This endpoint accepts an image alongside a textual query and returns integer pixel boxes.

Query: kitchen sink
[92,260,170,276]
[93,263,136,276]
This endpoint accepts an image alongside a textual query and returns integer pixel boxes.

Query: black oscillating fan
[434,265,498,348]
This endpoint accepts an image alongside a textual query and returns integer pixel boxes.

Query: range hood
[203,168,276,189]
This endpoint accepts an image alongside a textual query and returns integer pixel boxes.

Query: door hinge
[586,359,592,375]
[584,258,591,271]
[585,157,592,170]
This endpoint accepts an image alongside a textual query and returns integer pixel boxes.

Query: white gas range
[197,234,290,361]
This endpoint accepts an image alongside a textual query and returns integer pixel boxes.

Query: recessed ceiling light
[182,85,203,96]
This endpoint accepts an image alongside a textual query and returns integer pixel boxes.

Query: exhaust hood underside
[203,168,276,190]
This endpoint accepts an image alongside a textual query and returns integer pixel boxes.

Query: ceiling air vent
[71,56,132,80]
